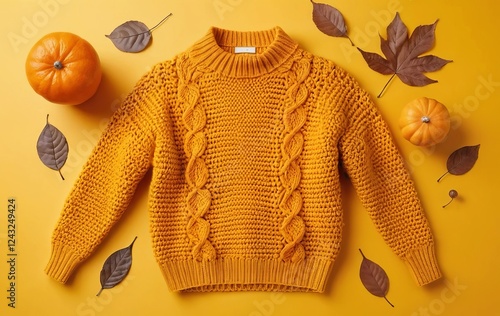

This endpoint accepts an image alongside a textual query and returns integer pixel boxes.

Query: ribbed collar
[189,26,299,78]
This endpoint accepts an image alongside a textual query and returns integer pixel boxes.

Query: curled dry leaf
[359,249,394,307]
[97,237,137,296]
[437,144,480,182]
[36,114,68,180]
[106,13,173,53]
[310,0,353,45]
[358,12,452,97]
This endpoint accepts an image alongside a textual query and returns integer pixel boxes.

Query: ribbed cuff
[404,245,442,286]
[45,242,81,284]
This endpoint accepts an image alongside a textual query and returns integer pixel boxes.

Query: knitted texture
[278,55,310,263]
[45,26,442,291]
[178,56,216,261]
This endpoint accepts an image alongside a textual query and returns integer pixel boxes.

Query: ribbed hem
[189,26,299,78]
[45,242,81,284]
[403,245,442,286]
[160,257,333,292]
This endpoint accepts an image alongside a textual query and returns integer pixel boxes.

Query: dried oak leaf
[437,144,480,182]
[358,12,452,97]
[36,114,68,180]
[359,249,394,307]
[311,0,353,45]
[106,13,172,53]
[97,237,137,296]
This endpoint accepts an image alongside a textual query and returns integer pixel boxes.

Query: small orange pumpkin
[399,97,450,147]
[25,32,101,105]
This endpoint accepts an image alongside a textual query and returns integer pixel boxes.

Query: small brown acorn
[442,189,458,208]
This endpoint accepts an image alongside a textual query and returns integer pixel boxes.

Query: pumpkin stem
[421,116,431,123]
[53,61,63,70]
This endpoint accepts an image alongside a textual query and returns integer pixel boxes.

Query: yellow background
[1,0,499,315]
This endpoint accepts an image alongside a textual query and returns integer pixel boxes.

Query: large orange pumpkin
[399,97,451,147]
[25,32,101,105]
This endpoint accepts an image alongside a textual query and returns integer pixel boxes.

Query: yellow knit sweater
[46,26,441,292]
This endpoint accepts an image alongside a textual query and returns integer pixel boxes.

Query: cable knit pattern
[45,26,442,292]
[178,57,216,261]
[278,53,310,263]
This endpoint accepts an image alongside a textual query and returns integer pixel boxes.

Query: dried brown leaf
[36,114,68,180]
[311,1,352,45]
[106,21,151,53]
[359,249,394,307]
[383,13,408,59]
[437,144,480,182]
[106,13,172,53]
[358,12,452,97]
[97,237,137,296]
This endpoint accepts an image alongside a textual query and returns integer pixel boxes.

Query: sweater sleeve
[45,66,167,283]
[337,73,442,286]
